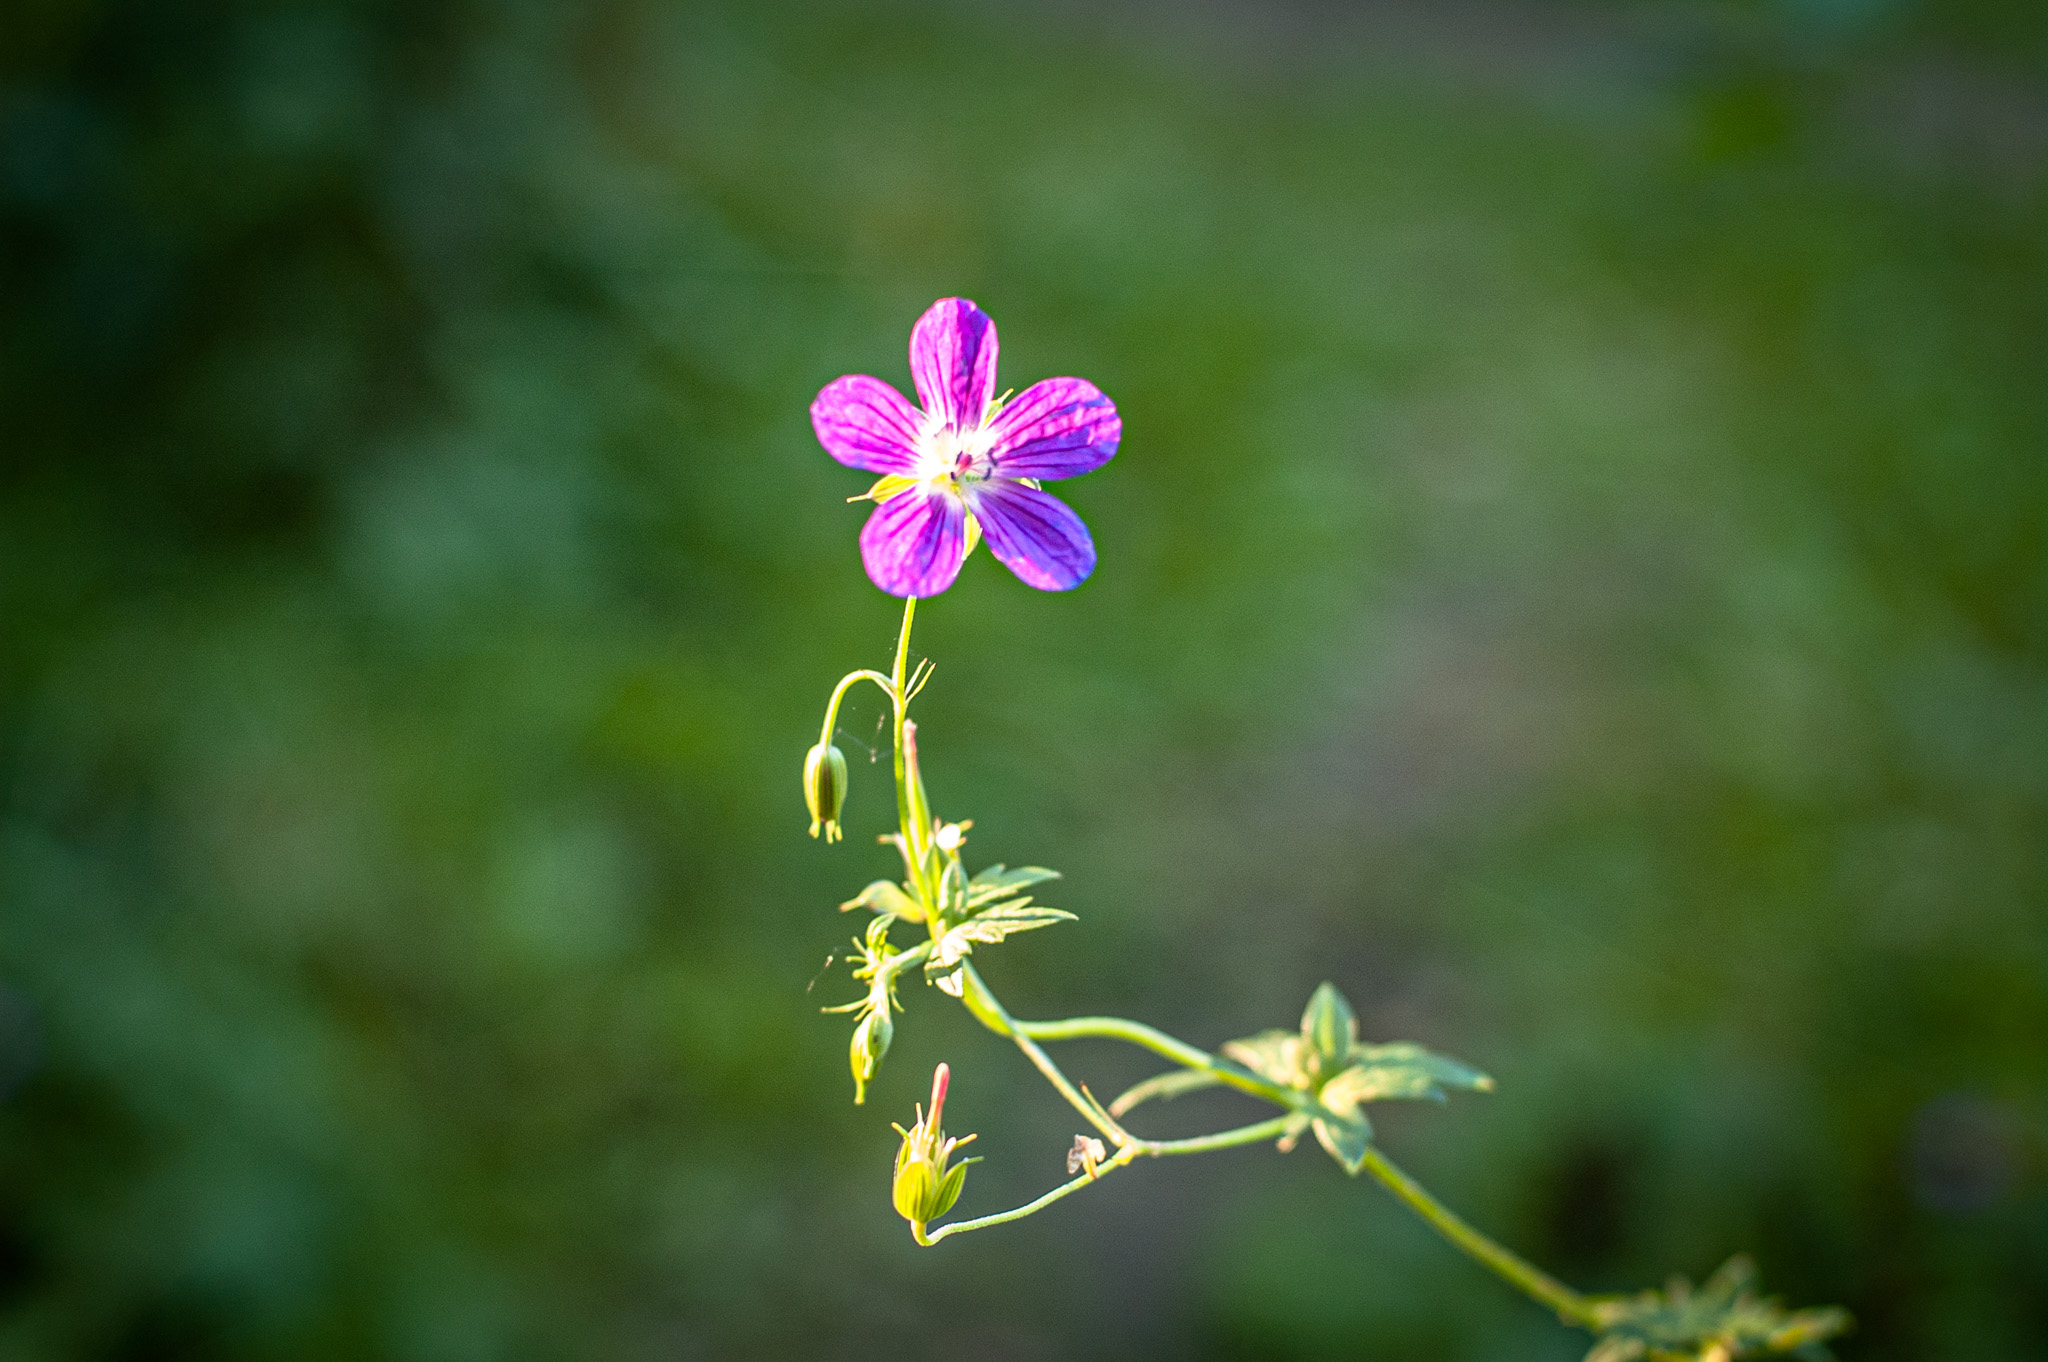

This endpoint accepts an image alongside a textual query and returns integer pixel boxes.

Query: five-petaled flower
[812,298,1121,597]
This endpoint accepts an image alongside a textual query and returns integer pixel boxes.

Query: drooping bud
[891,1063,978,1228]
[804,741,848,842]
[849,1005,893,1105]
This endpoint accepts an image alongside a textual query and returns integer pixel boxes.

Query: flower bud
[891,1063,978,1228]
[849,1006,893,1105]
[804,741,848,842]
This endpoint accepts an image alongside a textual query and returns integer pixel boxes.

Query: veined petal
[962,480,1096,592]
[812,375,927,474]
[985,377,1120,481]
[909,298,998,433]
[860,484,969,598]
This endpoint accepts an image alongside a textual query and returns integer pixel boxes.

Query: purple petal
[811,375,928,474]
[962,479,1096,591]
[909,298,999,433]
[860,484,968,598]
[984,377,1121,481]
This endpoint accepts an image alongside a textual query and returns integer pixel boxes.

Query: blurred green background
[1,0,2041,1358]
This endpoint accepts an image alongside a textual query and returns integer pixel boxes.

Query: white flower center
[919,417,997,486]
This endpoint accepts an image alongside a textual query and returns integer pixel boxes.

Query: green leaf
[1584,1255,1851,1361]
[952,902,1074,942]
[1311,1113,1372,1175]
[840,879,925,923]
[1300,982,1358,1073]
[965,865,1061,909]
[1350,1042,1494,1092]
[1220,1030,1311,1088]
[1319,1062,1439,1116]
[928,902,1078,968]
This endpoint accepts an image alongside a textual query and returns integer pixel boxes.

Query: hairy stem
[1357,1146,1600,1329]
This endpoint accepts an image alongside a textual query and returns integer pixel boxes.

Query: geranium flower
[812,298,1121,597]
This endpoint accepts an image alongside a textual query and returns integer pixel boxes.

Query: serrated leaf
[1300,982,1359,1071]
[928,903,1077,968]
[1312,1114,1372,1174]
[965,864,1061,909]
[953,903,1074,942]
[1351,1041,1493,1092]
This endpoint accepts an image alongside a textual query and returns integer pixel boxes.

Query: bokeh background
[1,0,2041,1358]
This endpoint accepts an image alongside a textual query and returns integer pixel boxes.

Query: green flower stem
[958,974,1597,1332]
[915,1153,1129,1244]
[956,964,1125,1143]
[878,939,931,982]
[1139,1113,1302,1157]
[816,668,897,754]
[917,1114,1301,1245]
[885,596,943,908]
[1356,1145,1601,1330]
[873,599,1595,1330]
[1015,1015,1304,1109]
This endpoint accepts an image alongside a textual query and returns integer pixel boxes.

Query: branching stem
[860,597,1603,1336]
[1016,1015,1303,1109]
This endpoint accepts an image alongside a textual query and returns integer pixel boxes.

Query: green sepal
[932,1159,969,1219]
[849,1007,893,1105]
[892,1160,933,1222]
[859,473,919,504]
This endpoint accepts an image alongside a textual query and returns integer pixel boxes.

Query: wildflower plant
[799,299,1851,1359]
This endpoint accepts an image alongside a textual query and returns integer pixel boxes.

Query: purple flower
[812,298,1121,597]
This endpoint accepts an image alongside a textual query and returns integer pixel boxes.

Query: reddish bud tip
[929,1063,950,1124]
